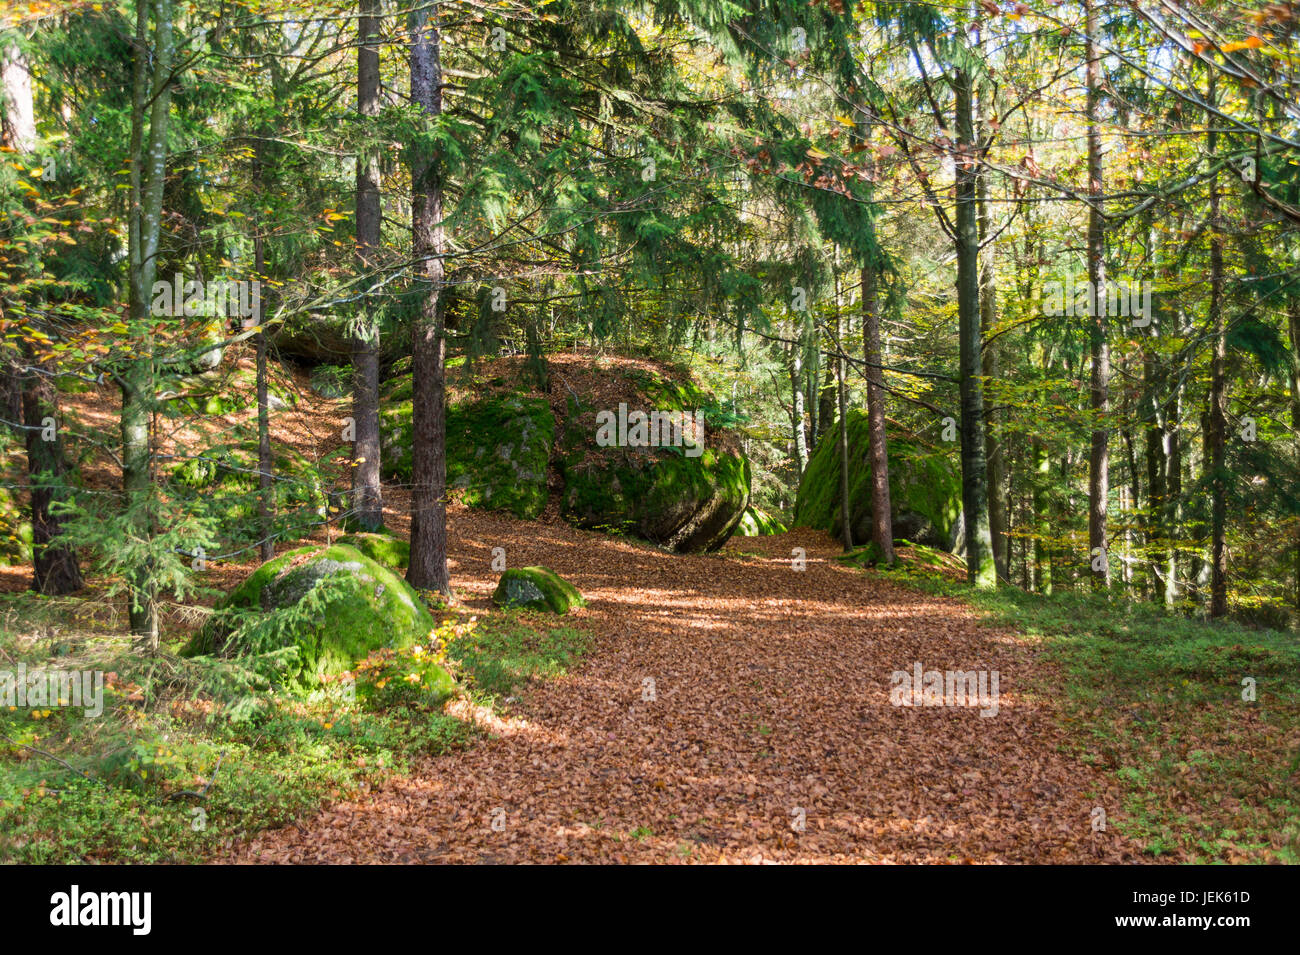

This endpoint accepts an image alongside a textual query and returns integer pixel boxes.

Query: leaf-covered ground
[232,512,1144,864]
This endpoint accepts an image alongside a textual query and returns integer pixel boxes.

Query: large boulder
[377,357,752,553]
[183,543,451,696]
[558,371,750,552]
[793,411,961,550]
[381,387,553,520]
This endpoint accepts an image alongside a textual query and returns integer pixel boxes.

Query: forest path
[233,508,1139,863]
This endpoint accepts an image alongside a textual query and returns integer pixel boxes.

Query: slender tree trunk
[954,68,995,588]
[1144,351,1167,602]
[1164,383,1182,606]
[21,359,82,594]
[1032,435,1051,594]
[254,231,274,562]
[787,336,808,475]
[833,257,852,551]
[978,168,1006,580]
[862,264,893,563]
[351,0,384,530]
[0,42,36,152]
[1085,0,1110,590]
[406,2,450,595]
[1207,81,1228,618]
[123,0,175,649]
[1288,300,1300,608]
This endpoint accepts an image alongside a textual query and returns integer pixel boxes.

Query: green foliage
[446,616,590,701]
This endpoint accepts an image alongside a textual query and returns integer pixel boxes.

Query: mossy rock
[558,371,750,553]
[793,411,961,551]
[380,386,553,520]
[183,544,452,695]
[736,506,787,536]
[337,531,409,569]
[492,566,585,614]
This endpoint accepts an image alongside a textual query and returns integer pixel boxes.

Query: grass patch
[873,557,1300,863]
[445,612,590,702]
[0,592,589,863]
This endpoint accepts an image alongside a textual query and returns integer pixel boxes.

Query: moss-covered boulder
[337,531,409,569]
[380,387,553,520]
[793,411,961,550]
[492,566,585,614]
[736,506,787,536]
[183,544,451,694]
[559,371,750,552]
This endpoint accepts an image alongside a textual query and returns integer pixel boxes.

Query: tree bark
[1288,299,1300,608]
[406,2,450,595]
[833,257,852,551]
[21,361,82,594]
[1207,78,1228,618]
[787,335,808,475]
[1085,0,1110,590]
[978,165,1006,580]
[954,67,995,588]
[123,0,175,649]
[861,264,893,562]
[351,0,384,531]
[0,42,36,152]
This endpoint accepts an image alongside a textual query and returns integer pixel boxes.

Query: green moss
[737,506,787,536]
[184,544,449,687]
[337,531,409,569]
[793,411,961,549]
[492,566,585,614]
[381,385,553,519]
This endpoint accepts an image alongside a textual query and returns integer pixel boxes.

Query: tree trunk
[1288,299,1300,608]
[1144,351,1167,602]
[861,264,893,562]
[787,336,808,475]
[954,68,995,588]
[1085,0,1110,590]
[1207,80,1228,618]
[1164,383,1183,606]
[833,258,852,551]
[123,0,175,650]
[0,42,36,152]
[978,165,1006,580]
[351,0,384,531]
[254,231,274,563]
[22,361,82,594]
[406,2,450,595]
